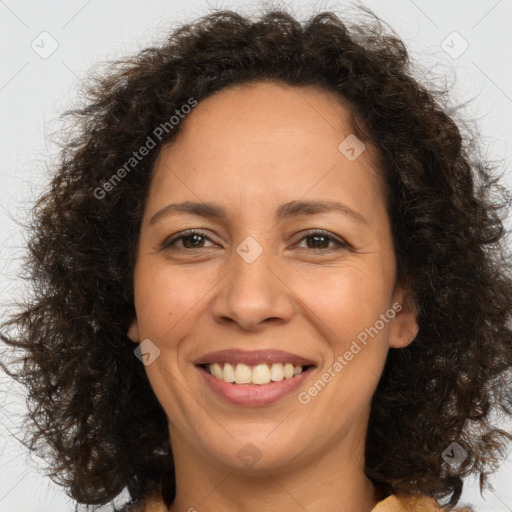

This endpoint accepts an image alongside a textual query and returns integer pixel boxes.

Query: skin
[128,80,419,512]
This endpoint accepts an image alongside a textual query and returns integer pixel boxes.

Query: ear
[127,316,140,343]
[388,287,419,349]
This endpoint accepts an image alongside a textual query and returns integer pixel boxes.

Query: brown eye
[162,230,215,250]
[295,230,349,251]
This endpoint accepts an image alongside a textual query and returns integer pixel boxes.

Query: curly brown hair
[2,5,512,511]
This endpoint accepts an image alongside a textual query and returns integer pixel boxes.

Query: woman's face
[128,81,418,475]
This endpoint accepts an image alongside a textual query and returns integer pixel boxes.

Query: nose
[211,244,295,331]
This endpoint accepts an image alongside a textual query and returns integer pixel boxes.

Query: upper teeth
[208,362,305,385]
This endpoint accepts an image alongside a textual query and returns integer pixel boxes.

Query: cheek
[133,260,208,337]
[307,268,392,404]
[297,262,391,338]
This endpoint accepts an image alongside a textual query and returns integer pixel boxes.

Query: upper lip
[194,349,317,367]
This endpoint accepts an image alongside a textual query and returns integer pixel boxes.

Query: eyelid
[161,228,352,251]
[292,228,352,251]
[161,228,215,249]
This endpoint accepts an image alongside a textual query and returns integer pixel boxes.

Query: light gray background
[1,0,511,510]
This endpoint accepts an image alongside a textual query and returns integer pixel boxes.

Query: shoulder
[116,496,169,512]
[115,501,142,512]
[372,493,474,512]
[118,492,474,512]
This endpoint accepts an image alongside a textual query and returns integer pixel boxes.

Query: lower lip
[197,365,316,407]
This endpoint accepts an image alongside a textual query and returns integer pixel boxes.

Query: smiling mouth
[198,362,315,385]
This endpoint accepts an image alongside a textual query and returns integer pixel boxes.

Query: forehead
[170,80,356,150]
[147,80,385,217]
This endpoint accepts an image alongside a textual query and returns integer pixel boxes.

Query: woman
[2,6,511,512]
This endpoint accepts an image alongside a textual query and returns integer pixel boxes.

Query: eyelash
[162,229,350,252]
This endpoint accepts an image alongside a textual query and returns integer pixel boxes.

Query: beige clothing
[372,493,442,511]
[138,492,472,511]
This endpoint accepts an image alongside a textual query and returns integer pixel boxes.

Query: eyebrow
[148,199,369,226]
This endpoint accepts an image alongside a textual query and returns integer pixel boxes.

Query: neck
[166,408,384,512]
